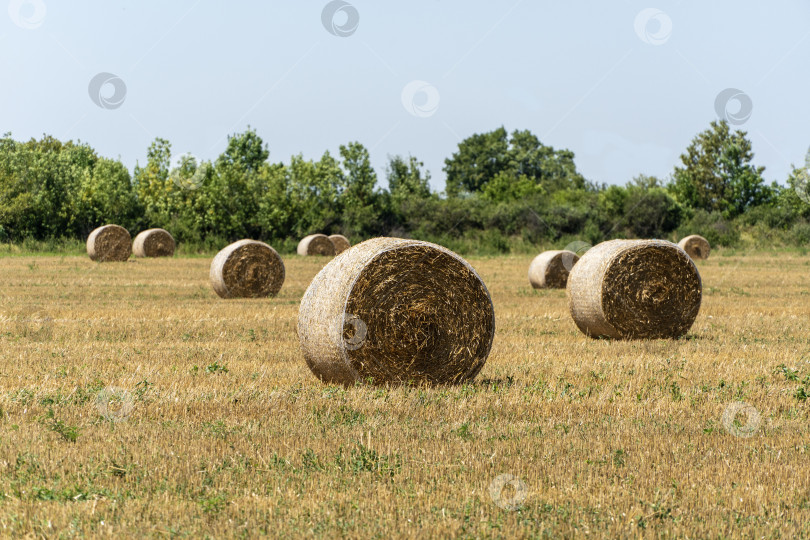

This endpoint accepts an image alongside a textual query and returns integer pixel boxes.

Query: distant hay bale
[86,225,131,262]
[209,240,285,299]
[298,237,495,386]
[678,235,711,260]
[567,239,702,339]
[328,234,351,255]
[132,228,175,258]
[297,234,336,256]
[528,250,579,289]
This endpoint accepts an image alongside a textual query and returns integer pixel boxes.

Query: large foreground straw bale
[678,235,711,260]
[86,225,131,262]
[567,239,702,339]
[132,228,175,257]
[210,240,285,299]
[298,237,495,385]
[528,250,579,289]
[297,234,336,256]
[328,234,351,255]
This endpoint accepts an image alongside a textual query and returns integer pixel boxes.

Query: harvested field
[0,252,808,537]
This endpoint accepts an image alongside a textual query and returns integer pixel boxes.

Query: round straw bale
[209,240,285,299]
[528,250,579,289]
[567,239,702,339]
[86,224,131,262]
[328,234,351,255]
[298,237,495,386]
[297,234,336,256]
[132,228,175,258]
[678,234,711,260]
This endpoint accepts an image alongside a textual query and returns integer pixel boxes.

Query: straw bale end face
[210,240,285,299]
[298,234,336,256]
[133,228,175,257]
[528,250,579,289]
[297,237,495,386]
[678,235,711,260]
[567,239,702,339]
[328,234,351,255]
[87,224,132,262]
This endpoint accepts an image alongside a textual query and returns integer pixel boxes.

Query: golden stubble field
[0,251,809,538]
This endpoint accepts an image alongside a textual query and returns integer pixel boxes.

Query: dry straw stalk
[86,224,131,262]
[528,250,579,289]
[567,239,702,339]
[133,228,176,258]
[297,237,495,385]
[298,234,336,256]
[328,234,351,255]
[210,240,285,299]
[678,235,711,260]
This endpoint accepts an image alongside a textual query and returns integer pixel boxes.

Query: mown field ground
[0,250,809,538]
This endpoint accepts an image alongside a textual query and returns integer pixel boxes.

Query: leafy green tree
[339,142,380,236]
[778,165,810,220]
[0,135,42,238]
[0,134,137,239]
[481,172,542,203]
[183,158,249,241]
[216,127,269,173]
[598,184,628,223]
[287,152,343,236]
[387,155,431,202]
[670,120,773,218]
[385,154,434,234]
[253,162,293,240]
[133,138,174,226]
[444,127,586,196]
[74,157,139,235]
[597,176,682,238]
[508,130,586,192]
[622,175,682,238]
[444,127,510,195]
[192,129,273,240]
[8,122,806,255]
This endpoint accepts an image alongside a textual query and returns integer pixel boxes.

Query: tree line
[1,121,809,254]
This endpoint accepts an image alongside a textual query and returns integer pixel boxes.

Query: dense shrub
[1,123,808,254]
[677,210,740,247]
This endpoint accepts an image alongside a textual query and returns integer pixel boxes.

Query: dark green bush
[677,210,740,247]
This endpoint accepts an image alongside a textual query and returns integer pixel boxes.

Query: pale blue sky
[1,1,808,191]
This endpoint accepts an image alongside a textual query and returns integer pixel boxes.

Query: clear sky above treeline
[2,0,808,190]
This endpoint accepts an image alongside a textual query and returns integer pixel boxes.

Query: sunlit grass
[0,252,808,537]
